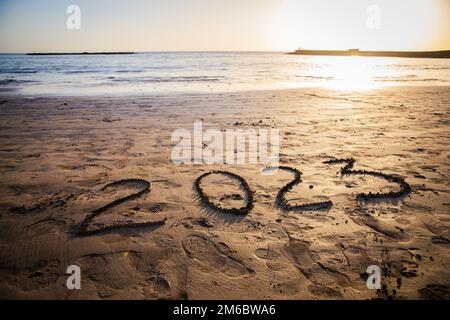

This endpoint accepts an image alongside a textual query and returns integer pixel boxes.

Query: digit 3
[323,158,412,201]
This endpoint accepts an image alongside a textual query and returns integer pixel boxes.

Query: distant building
[348,49,360,55]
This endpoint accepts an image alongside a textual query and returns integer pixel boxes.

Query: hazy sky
[0,0,449,53]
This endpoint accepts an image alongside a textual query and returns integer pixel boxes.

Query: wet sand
[0,86,449,299]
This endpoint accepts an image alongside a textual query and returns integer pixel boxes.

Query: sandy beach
[0,86,448,299]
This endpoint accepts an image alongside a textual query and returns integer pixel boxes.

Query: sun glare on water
[325,56,389,91]
[282,55,404,92]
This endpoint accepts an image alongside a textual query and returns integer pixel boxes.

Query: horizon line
[1,50,287,55]
[1,48,450,55]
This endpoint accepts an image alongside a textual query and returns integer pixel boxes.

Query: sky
[0,0,449,53]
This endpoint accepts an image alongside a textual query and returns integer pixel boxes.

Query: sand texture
[0,86,449,299]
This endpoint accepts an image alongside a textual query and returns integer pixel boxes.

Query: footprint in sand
[10,190,76,215]
[283,239,351,291]
[261,223,290,241]
[382,248,422,279]
[356,216,411,241]
[182,234,254,278]
[1,260,61,293]
[418,284,450,299]
[255,244,287,272]
[78,250,173,299]
[255,246,281,260]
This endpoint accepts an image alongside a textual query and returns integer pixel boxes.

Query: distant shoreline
[26,52,135,56]
[288,49,450,59]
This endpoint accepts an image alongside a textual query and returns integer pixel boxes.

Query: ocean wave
[64,70,103,74]
[115,69,144,73]
[422,67,450,70]
[0,53,448,94]
[0,79,39,85]
[0,69,38,74]
[298,75,334,80]
[389,64,450,71]
[110,76,223,83]
[374,78,444,82]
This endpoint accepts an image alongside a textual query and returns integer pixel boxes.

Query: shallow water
[0,52,449,95]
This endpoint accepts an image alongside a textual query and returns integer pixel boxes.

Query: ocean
[0,52,449,95]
